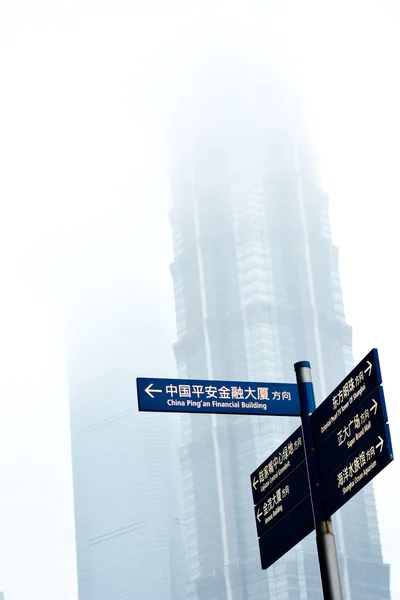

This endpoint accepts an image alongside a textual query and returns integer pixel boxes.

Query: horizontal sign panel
[137,377,300,417]
[311,349,382,446]
[316,387,388,480]
[250,426,305,506]
[258,495,315,570]
[320,423,393,518]
[254,461,310,538]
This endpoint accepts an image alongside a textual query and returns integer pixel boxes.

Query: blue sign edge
[320,421,394,519]
[317,393,392,484]
[258,495,315,570]
[136,377,301,417]
[315,385,388,448]
[253,460,310,539]
[315,387,390,481]
[250,425,304,505]
[137,376,300,389]
[312,348,382,423]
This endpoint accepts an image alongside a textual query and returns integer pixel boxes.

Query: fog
[0,0,399,598]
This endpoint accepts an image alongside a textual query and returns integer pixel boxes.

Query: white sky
[0,1,399,599]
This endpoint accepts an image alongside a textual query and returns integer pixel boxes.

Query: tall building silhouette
[169,56,390,599]
[66,223,186,600]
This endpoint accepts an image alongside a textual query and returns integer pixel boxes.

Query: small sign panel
[137,377,300,417]
[258,496,315,570]
[250,426,305,506]
[311,349,382,446]
[315,387,389,480]
[254,461,311,539]
[320,422,393,518]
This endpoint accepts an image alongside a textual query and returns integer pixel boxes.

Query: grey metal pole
[316,520,343,600]
[294,361,343,600]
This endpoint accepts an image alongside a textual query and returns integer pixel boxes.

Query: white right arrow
[257,509,263,522]
[145,383,162,399]
[376,436,384,453]
[253,477,259,490]
[370,398,378,416]
[364,361,373,377]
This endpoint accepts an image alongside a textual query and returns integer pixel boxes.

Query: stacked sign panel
[311,350,393,518]
[249,349,394,571]
[250,426,315,570]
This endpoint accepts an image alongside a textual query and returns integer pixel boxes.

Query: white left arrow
[253,477,259,490]
[145,383,163,398]
[364,361,373,377]
[376,436,384,453]
[257,509,263,522]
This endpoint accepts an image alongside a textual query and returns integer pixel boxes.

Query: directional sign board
[258,496,315,570]
[254,460,310,538]
[310,348,394,518]
[250,426,315,569]
[251,426,306,505]
[320,417,393,518]
[250,348,393,574]
[137,377,300,417]
[315,386,389,480]
[311,348,382,446]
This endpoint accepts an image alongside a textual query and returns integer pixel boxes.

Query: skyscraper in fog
[67,236,186,600]
[169,57,390,599]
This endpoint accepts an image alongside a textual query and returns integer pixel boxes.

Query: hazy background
[0,0,399,598]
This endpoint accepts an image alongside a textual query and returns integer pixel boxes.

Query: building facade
[169,58,390,599]
[66,235,186,600]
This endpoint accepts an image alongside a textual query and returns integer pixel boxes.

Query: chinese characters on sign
[315,387,389,480]
[311,348,382,446]
[251,426,305,505]
[254,461,311,539]
[310,350,393,519]
[336,405,372,447]
[331,367,367,412]
[165,382,291,403]
[137,377,300,417]
[250,426,314,568]
[258,496,314,570]
[336,443,377,490]
[250,349,393,571]
[321,421,392,518]
[137,348,393,573]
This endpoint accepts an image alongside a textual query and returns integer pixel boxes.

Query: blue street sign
[250,426,305,506]
[250,348,393,575]
[316,387,389,480]
[311,349,382,446]
[320,421,393,518]
[137,377,300,417]
[258,495,315,570]
[254,461,311,538]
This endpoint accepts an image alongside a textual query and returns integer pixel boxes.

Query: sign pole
[294,361,343,600]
